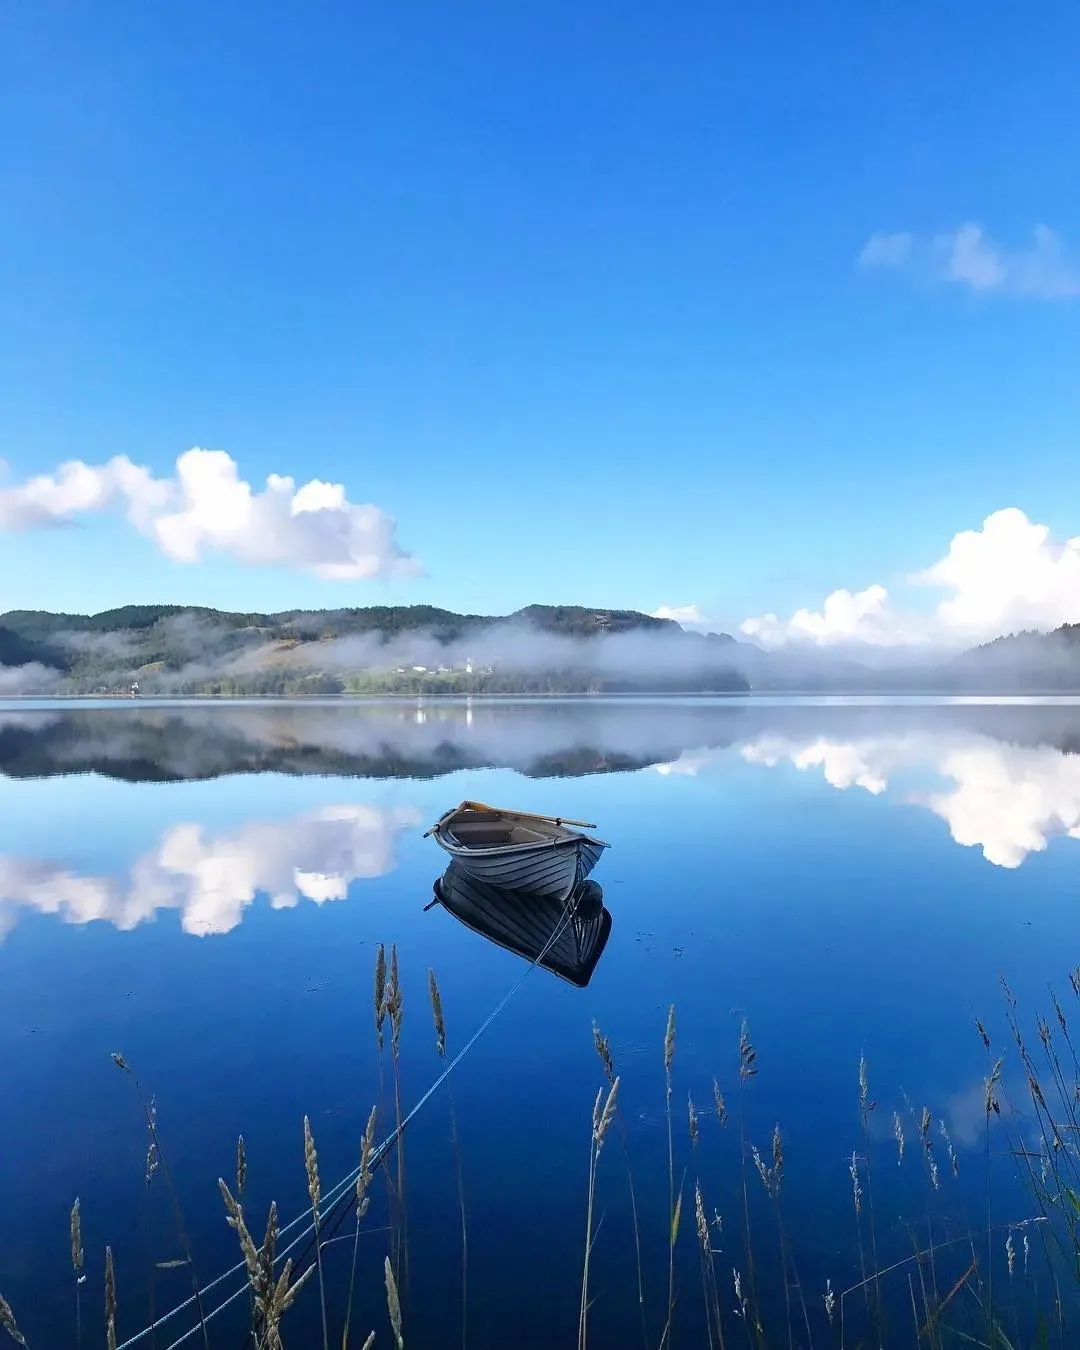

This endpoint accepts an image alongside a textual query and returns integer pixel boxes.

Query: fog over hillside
[2,602,1080,694]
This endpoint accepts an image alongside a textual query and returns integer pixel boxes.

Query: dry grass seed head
[849,1152,863,1216]
[218,1178,261,1283]
[592,1020,616,1085]
[236,1134,247,1197]
[893,1111,905,1164]
[385,1255,404,1349]
[374,944,387,1046]
[694,1183,708,1246]
[357,1103,378,1218]
[105,1245,117,1350]
[303,1115,321,1215]
[389,945,403,1042]
[593,1076,619,1151]
[688,1092,699,1147]
[713,1078,728,1127]
[427,969,446,1057]
[70,1196,84,1273]
[739,1020,757,1081]
[664,1004,676,1080]
[985,1058,1004,1116]
[0,1294,27,1348]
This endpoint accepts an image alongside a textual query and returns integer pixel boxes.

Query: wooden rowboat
[431,861,612,987]
[425,799,608,900]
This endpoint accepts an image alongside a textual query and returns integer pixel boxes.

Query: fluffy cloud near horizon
[0,448,419,580]
[860,223,1080,299]
[741,507,1080,648]
[650,604,714,632]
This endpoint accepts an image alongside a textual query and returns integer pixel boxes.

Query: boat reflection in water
[430,860,612,987]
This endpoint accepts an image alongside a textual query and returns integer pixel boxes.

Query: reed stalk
[110,1054,209,1349]
[659,1004,678,1350]
[694,1181,726,1350]
[219,1179,313,1349]
[304,1116,330,1350]
[105,1246,117,1350]
[579,1076,619,1350]
[373,945,397,1279]
[736,1019,763,1349]
[70,1196,84,1350]
[343,1106,378,1350]
[385,1256,404,1350]
[0,1294,27,1348]
[592,1021,647,1350]
[429,969,468,1350]
[387,946,409,1301]
[858,1054,883,1346]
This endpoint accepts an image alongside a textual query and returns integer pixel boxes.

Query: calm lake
[2,696,1079,1349]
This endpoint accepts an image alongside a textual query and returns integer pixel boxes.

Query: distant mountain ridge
[0,602,750,696]
[3,602,1080,695]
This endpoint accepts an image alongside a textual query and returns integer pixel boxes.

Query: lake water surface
[3,697,1079,1349]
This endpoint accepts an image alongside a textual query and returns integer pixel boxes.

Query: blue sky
[2,2,1079,642]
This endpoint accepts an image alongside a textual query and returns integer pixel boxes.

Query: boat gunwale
[432,807,608,855]
[435,827,609,856]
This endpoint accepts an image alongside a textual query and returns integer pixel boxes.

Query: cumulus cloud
[0,802,421,942]
[0,448,419,580]
[650,604,713,631]
[738,728,1080,869]
[860,222,1080,299]
[740,585,910,648]
[740,507,1080,648]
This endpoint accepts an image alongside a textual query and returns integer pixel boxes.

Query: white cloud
[0,448,419,580]
[650,604,713,632]
[859,232,913,269]
[860,222,1080,299]
[740,507,1080,648]
[738,728,1080,869]
[0,801,421,941]
[740,585,910,648]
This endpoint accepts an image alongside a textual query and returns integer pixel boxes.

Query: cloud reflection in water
[0,803,421,941]
[730,732,1080,868]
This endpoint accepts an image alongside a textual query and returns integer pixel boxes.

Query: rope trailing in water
[116,890,581,1350]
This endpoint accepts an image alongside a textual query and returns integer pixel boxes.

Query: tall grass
[8,960,1080,1348]
[428,969,468,1350]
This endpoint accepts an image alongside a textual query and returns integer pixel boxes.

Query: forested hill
[0,603,750,696]
[0,602,680,643]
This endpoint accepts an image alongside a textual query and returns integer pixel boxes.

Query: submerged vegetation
[5,953,1080,1348]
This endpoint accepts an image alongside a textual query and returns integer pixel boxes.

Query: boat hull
[432,832,606,900]
[433,862,612,986]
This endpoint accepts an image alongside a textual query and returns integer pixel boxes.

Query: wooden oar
[458,799,598,830]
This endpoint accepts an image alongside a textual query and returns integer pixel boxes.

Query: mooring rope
[117,890,580,1350]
